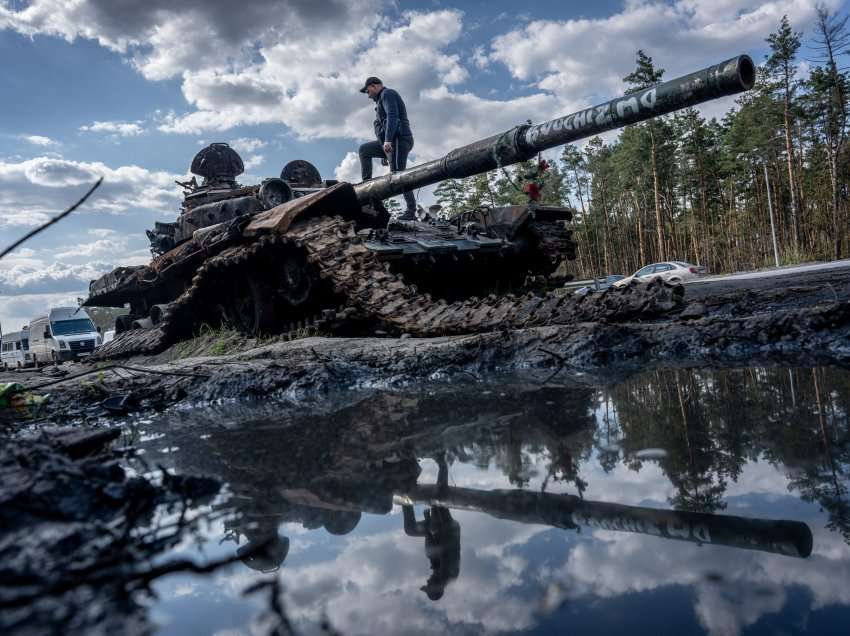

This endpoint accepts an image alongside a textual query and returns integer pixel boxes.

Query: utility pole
[763,162,781,268]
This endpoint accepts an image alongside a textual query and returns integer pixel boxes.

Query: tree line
[430,7,849,279]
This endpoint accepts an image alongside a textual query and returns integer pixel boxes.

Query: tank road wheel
[279,252,313,307]
[219,276,280,335]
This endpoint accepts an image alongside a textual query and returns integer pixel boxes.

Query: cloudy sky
[0,0,846,331]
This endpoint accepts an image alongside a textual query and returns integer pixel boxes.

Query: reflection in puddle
[132,367,850,635]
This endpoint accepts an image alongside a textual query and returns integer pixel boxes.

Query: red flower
[522,182,542,201]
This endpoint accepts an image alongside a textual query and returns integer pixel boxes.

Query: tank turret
[146,147,334,255]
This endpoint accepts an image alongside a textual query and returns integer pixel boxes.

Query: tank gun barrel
[353,54,755,204]
[398,484,812,558]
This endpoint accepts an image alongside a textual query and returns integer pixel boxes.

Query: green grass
[167,322,330,360]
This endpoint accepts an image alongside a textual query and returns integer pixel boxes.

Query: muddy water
[129,367,850,635]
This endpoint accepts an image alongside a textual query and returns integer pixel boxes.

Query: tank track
[93,215,683,359]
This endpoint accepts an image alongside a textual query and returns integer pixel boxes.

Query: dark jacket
[373,87,413,143]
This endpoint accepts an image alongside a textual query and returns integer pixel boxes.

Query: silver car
[613,261,706,287]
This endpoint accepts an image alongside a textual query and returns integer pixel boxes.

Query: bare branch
[0,178,103,261]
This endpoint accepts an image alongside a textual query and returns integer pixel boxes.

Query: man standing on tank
[358,77,417,220]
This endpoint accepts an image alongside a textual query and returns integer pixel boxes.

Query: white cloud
[79,120,145,136]
[0,0,386,79]
[0,291,85,334]
[0,259,110,294]
[54,237,131,260]
[471,45,489,70]
[0,155,184,228]
[274,518,545,634]
[155,9,479,152]
[21,134,58,147]
[114,9,559,167]
[87,228,120,239]
[0,155,182,299]
[6,0,830,178]
[0,203,51,228]
[488,0,839,109]
[334,152,362,183]
[242,154,264,171]
[228,137,267,154]
[0,231,149,294]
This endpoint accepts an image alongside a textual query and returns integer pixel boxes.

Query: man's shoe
[397,209,417,221]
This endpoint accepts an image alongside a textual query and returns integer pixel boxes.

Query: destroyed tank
[88,55,755,358]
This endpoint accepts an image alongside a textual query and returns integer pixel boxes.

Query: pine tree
[624,50,667,261]
[492,161,533,205]
[561,146,589,216]
[811,4,849,259]
[585,137,615,273]
[539,162,568,206]
[433,178,467,217]
[766,15,803,248]
[465,173,497,210]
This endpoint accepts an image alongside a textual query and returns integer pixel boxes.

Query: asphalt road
[683,258,850,301]
[688,258,850,284]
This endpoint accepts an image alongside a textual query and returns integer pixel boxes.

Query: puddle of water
[129,367,850,635]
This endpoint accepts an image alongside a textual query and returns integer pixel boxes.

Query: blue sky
[0,0,846,331]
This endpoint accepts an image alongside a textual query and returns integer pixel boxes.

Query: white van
[28,307,103,364]
[1,329,33,370]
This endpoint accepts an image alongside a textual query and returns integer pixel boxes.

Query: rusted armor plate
[244,183,360,237]
[91,214,680,359]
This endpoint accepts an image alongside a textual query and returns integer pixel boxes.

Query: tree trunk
[631,188,646,264]
[573,169,587,217]
[600,182,611,273]
[650,127,665,261]
[795,117,807,242]
[828,150,841,259]
[783,65,800,249]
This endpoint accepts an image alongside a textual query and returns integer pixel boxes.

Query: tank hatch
[191,143,244,188]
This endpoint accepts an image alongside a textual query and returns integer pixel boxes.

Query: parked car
[573,274,626,296]
[1,328,34,370]
[613,261,706,288]
[28,307,103,365]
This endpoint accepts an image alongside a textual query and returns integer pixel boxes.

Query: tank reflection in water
[131,367,850,635]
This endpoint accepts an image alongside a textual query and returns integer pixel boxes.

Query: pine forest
[429,9,849,280]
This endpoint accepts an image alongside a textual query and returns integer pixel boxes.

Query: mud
[3,300,846,422]
[0,427,221,635]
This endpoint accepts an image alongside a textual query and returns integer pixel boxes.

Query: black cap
[359,76,382,93]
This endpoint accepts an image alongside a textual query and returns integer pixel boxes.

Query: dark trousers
[359,136,416,211]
